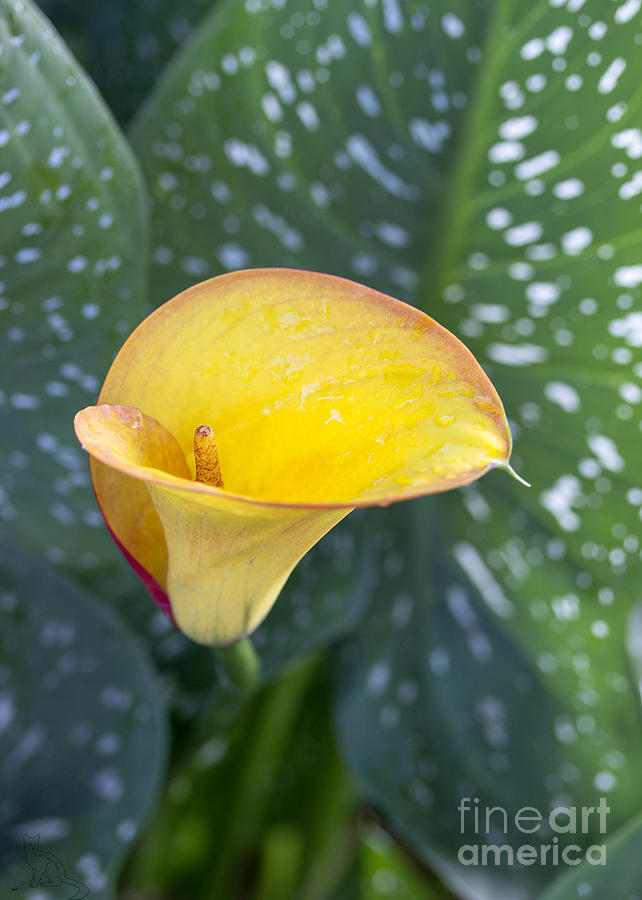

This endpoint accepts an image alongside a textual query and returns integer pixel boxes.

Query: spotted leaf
[0,0,148,578]
[130,0,642,893]
[0,540,167,899]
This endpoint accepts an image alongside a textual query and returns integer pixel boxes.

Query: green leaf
[35,0,215,123]
[129,1,642,893]
[0,0,148,579]
[0,540,168,899]
[335,499,642,899]
[360,825,446,900]
[538,811,642,900]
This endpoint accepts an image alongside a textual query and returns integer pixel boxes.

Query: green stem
[216,637,261,691]
[297,750,358,900]
[204,656,318,900]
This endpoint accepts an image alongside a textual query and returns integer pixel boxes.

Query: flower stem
[204,656,317,899]
[216,637,261,691]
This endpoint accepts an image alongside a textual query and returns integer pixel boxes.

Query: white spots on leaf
[619,171,642,200]
[296,69,315,93]
[598,58,626,94]
[489,141,524,163]
[253,204,304,250]
[526,73,546,93]
[461,485,492,522]
[561,227,592,255]
[180,256,208,276]
[611,128,642,159]
[486,207,512,229]
[541,476,582,531]
[382,0,403,34]
[346,12,372,47]
[367,661,391,695]
[615,0,641,23]
[2,87,21,105]
[95,733,122,756]
[224,138,270,175]
[409,118,450,153]
[546,26,573,55]
[14,247,40,263]
[429,647,451,675]
[526,282,560,306]
[39,619,76,646]
[3,724,46,774]
[521,38,545,61]
[345,134,418,199]
[519,253,546,287]
[453,543,515,619]
[100,685,133,711]
[441,12,465,38]
[446,586,493,663]
[0,693,15,736]
[552,593,580,623]
[591,620,610,639]
[545,382,581,413]
[221,54,239,76]
[515,150,560,180]
[265,60,296,104]
[613,266,642,289]
[526,242,556,261]
[316,34,346,65]
[261,93,283,122]
[47,146,70,168]
[487,343,548,366]
[116,820,137,843]
[217,242,250,269]
[295,100,320,130]
[67,255,87,273]
[373,221,409,247]
[610,312,642,356]
[504,221,543,246]
[77,855,107,893]
[498,115,537,140]
[587,434,625,472]
[619,382,642,404]
[470,303,509,323]
[356,85,381,117]
[553,177,584,198]
[309,181,330,207]
[390,592,413,628]
[10,392,40,410]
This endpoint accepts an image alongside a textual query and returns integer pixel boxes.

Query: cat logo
[11,833,89,899]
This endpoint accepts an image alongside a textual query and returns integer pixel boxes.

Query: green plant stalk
[298,736,358,900]
[216,636,261,691]
[204,655,318,900]
[256,823,304,900]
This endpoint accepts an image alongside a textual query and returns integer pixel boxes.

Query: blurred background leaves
[2,0,641,897]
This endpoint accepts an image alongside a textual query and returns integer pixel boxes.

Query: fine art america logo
[458,797,610,867]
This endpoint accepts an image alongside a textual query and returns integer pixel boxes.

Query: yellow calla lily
[74,268,512,647]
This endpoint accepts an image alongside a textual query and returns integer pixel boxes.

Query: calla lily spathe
[74,268,512,646]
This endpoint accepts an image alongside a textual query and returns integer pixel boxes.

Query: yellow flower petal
[74,268,512,646]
